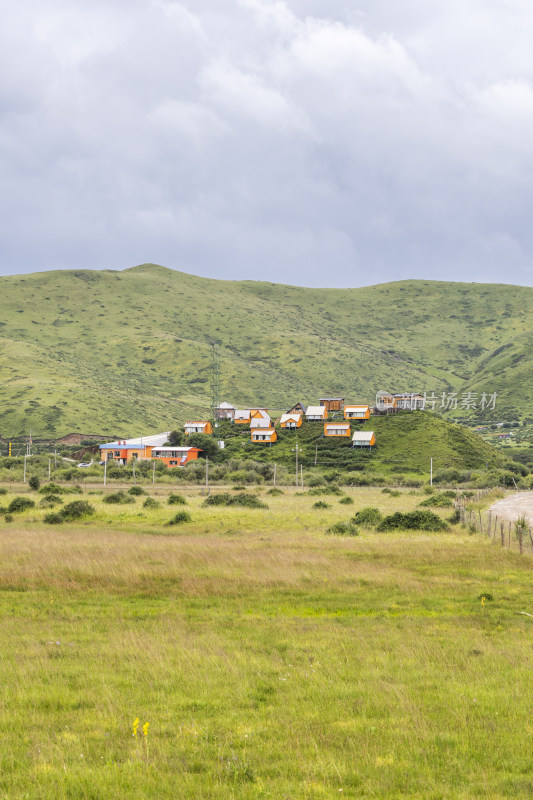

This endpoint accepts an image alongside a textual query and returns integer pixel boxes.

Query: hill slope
[0,264,531,437]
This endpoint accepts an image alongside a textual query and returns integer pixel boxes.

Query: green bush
[203,493,267,509]
[43,512,64,525]
[352,507,383,527]
[143,497,160,509]
[8,497,35,513]
[313,501,330,509]
[267,488,284,496]
[29,476,40,491]
[419,493,455,508]
[447,508,461,524]
[43,500,94,524]
[168,494,187,505]
[308,485,343,496]
[382,488,401,497]
[0,487,7,495]
[128,486,145,496]
[60,500,94,521]
[167,510,192,525]
[377,511,449,532]
[339,496,354,505]
[38,483,70,495]
[102,491,135,505]
[326,520,359,536]
[4,514,13,523]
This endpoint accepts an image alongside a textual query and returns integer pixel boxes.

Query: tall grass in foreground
[0,488,532,798]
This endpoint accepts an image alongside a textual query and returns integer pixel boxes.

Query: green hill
[0,264,531,438]
[217,412,513,475]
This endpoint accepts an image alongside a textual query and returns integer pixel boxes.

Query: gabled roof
[319,397,344,401]
[344,405,369,411]
[306,405,327,416]
[216,401,236,410]
[184,421,209,427]
[352,431,375,442]
[280,413,300,424]
[235,410,251,420]
[325,422,350,429]
[286,402,306,413]
[100,431,171,450]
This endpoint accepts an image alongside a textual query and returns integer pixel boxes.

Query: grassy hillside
[219,411,513,474]
[0,264,531,437]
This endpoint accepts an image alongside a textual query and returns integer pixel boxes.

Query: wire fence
[456,491,533,556]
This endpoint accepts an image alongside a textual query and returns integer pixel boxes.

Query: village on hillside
[99,392,426,468]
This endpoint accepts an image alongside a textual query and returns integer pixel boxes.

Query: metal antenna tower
[210,341,220,431]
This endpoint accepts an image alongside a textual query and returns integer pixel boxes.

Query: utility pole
[210,341,221,434]
[152,461,156,484]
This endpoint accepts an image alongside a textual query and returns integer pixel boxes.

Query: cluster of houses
[213,398,377,449]
[99,392,423,468]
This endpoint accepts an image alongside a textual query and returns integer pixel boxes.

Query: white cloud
[1,0,533,285]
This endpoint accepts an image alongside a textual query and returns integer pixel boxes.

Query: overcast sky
[2,0,533,287]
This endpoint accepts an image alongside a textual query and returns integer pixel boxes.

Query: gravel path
[489,492,533,526]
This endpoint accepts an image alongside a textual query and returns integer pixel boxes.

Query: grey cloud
[0,0,532,285]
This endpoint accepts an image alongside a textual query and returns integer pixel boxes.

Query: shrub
[8,497,35,513]
[203,493,267,509]
[267,488,283,495]
[43,512,64,525]
[326,520,359,536]
[419,494,454,508]
[313,501,330,509]
[29,475,40,491]
[168,494,187,505]
[382,488,400,497]
[4,514,13,522]
[43,500,95,524]
[232,485,247,491]
[447,508,461,524]
[143,497,160,509]
[0,487,7,495]
[128,486,145,496]
[308,485,343,496]
[339,496,354,505]
[203,493,231,506]
[60,500,94,521]
[38,483,70,495]
[167,511,192,525]
[103,491,135,504]
[352,507,383,527]
[377,511,449,532]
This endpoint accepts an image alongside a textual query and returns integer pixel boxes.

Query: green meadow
[1,484,532,799]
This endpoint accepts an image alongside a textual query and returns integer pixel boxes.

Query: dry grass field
[1,485,532,799]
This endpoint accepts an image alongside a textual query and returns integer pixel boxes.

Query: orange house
[344,405,370,420]
[306,405,328,421]
[100,432,172,464]
[324,422,351,437]
[234,410,251,424]
[352,431,376,448]
[251,428,277,444]
[280,413,302,429]
[149,446,203,467]
[184,421,213,435]
[319,397,344,413]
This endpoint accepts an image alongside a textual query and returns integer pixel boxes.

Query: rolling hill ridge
[0,264,531,437]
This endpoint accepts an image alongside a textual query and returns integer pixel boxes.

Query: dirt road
[489,492,533,525]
